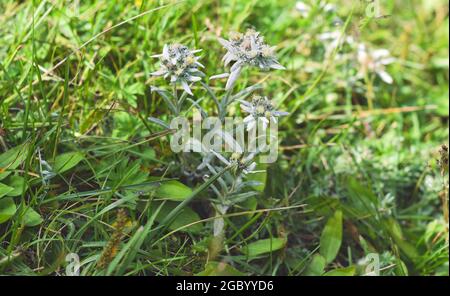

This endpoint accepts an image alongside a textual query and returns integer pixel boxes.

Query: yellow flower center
[256,105,266,115]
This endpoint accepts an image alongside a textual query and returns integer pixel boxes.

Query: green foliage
[320,210,343,264]
[0,0,448,276]
[243,237,287,258]
[196,262,246,276]
[53,152,84,174]
[0,198,16,224]
[154,181,193,201]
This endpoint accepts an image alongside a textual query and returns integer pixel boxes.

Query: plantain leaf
[5,176,27,197]
[324,266,356,276]
[151,201,202,233]
[53,152,84,173]
[0,197,17,223]
[196,261,246,276]
[304,254,326,276]
[0,182,14,198]
[243,237,286,258]
[22,207,43,227]
[0,144,28,180]
[154,180,193,201]
[320,209,343,263]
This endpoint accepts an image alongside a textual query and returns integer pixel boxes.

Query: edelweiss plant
[151,43,205,95]
[357,43,395,84]
[239,95,289,131]
[218,29,285,90]
[295,1,336,18]
[211,150,257,175]
[318,30,354,59]
[149,27,289,247]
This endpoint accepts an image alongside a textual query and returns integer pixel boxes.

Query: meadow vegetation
[0,0,448,275]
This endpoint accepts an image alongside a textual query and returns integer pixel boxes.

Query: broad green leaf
[245,163,266,192]
[324,266,356,276]
[0,183,14,198]
[5,176,27,196]
[304,254,326,276]
[196,262,246,276]
[152,201,202,233]
[0,144,28,180]
[395,259,409,276]
[385,218,419,260]
[243,237,286,258]
[346,177,378,216]
[0,197,17,223]
[320,209,343,263]
[22,207,43,227]
[53,152,84,173]
[155,180,193,201]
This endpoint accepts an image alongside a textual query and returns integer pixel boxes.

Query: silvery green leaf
[228,191,260,204]
[200,81,221,113]
[232,84,263,101]
[195,61,205,68]
[148,117,170,129]
[378,70,393,84]
[218,37,232,49]
[150,86,177,114]
[150,70,166,76]
[186,98,208,118]
[180,80,193,96]
[272,111,289,116]
[211,150,230,166]
[210,73,230,80]
[230,62,242,73]
[221,131,244,153]
[188,76,202,82]
[246,119,256,131]
[223,52,236,66]
[269,62,286,70]
[162,44,170,59]
[243,115,254,123]
[236,181,264,191]
[225,67,241,90]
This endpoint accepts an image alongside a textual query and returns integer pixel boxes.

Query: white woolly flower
[150,43,205,95]
[295,1,311,17]
[211,150,257,175]
[318,31,354,58]
[296,1,335,18]
[357,43,395,84]
[38,149,56,185]
[239,96,289,131]
[218,29,285,90]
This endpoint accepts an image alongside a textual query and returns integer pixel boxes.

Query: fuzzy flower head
[151,43,205,95]
[218,29,285,90]
[211,150,257,175]
[240,95,289,131]
[295,1,311,17]
[357,43,395,84]
[295,1,336,18]
[318,31,354,58]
